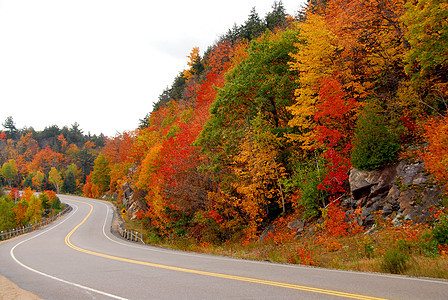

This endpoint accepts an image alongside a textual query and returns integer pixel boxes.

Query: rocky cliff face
[120,182,147,220]
[344,160,443,227]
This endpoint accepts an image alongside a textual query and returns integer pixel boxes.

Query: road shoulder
[0,274,41,300]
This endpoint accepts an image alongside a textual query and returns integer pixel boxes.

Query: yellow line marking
[65,199,388,300]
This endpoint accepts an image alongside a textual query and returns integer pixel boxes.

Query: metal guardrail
[118,224,144,244]
[0,206,72,241]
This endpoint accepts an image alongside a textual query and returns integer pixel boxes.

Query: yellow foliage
[287,13,342,151]
[183,47,201,82]
[135,143,162,190]
[231,116,288,233]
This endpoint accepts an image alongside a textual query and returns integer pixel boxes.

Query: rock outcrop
[120,181,148,220]
[344,160,442,226]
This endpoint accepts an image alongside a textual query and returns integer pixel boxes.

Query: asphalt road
[1,195,448,299]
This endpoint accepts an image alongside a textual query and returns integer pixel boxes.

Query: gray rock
[363,214,375,227]
[370,164,399,197]
[349,168,379,200]
[382,204,393,217]
[392,212,411,227]
[399,162,424,185]
[287,219,305,231]
[348,160,443,226]
[259,225,275,243]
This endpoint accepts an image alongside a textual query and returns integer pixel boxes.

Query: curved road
[1,195,447,299]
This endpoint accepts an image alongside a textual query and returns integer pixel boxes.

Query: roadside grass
[122,213,448,280]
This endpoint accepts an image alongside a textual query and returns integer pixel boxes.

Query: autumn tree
[198,26,299,238]
[183,47,204,82]
[287,12,342,152]
[1,159,18,188]
[24,194,42,224]
[49,167,63,193]
[32,171,45,192]
[91,153,111,194]
[0,196,16,231]
[401,0,448,114]
[313,77,358,195]
[231,114,288,239]
[422,113,448,188]
[27,147,64,175]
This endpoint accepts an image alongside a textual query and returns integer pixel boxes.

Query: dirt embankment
[0,275,41,300]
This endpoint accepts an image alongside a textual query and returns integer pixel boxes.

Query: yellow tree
[25,195,42,224]
[183,47,202,82]
[1,159,18,188]
[231,115,288,240]
[49,167,63,193]
[32,171,45,192]
[287,13,343,152]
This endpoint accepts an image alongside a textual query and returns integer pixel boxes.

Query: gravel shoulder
[0,274,41,300]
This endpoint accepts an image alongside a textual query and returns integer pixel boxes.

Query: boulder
[259,225,275,243]
[287,219,305,232]
[348,160,443,226]
[349,168,380,200]
[349,164,399,200]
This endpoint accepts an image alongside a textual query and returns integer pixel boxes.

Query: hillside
[1,0,448,276]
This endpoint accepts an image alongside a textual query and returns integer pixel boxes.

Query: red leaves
[313,76,357,196]
[13,202,27,226]
[422,113,448,187]
[102,131,136,164]
[27,147,64,174]
[315,77,355,123]
[323,202,349,237]
[317,148,350,195]
[208,209,224,224]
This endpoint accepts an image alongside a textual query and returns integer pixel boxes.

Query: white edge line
[9,202,127,300]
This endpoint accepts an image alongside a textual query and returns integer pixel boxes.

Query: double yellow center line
[65,200,387,300]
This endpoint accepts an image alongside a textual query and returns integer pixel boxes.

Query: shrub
[287,247,315,266]
[283,160,328,220]
[432,213,448,246]
[322,202,348,237]
[359,235,375,258]
[418,231,440,257]
[351,103,401,171]
[380,245,410,274]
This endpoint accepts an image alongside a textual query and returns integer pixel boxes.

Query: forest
[1,0,448,274]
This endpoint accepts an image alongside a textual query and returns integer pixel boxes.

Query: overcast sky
[0,0,307,137]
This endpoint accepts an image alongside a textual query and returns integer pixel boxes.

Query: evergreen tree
[351,103,401,171]
[2,116,18,139]
[62,171,77,194]
[240,8,266,40]
[265,1,287,31]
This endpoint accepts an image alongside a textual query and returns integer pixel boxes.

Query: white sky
[0,0,307,137]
